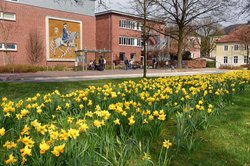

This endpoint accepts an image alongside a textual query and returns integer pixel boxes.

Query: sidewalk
[0,68,229,82]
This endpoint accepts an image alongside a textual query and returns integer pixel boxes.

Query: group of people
[124,57,136,70]
[88,56,106,71]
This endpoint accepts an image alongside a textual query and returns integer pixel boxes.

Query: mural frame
[45,16,82,61]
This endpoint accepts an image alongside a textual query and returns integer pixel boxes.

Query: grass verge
[170,87,250,166]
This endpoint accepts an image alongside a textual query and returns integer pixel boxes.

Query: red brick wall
[186,60,207,68]
[96,14,143,62]
[0,2,96,66]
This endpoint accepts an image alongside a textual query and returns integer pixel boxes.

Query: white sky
[96,0,250,27]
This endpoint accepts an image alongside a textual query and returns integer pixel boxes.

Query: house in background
[215,25,249,68]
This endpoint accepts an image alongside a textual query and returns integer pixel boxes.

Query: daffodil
[5,154,17,165]
[163,139,172,149]
[0,127,5,136]
[39,140,50,154]
[114,118,120,125]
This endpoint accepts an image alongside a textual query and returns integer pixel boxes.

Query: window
[224,56,228,64]
[119,37,142,47]
[119,19,141,31]
[130,53,136,60]
[234,45,239,51]
[119,52,125,61]
[5,0,19,2]
[244,56,248,64]
[244,45,249,50]
[0,12,16,21]
[0,43,17,51]
[224,45,228,51]
[233,56,238,64]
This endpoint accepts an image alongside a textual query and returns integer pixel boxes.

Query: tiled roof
[216,24,250,43]
[216,34,241,43]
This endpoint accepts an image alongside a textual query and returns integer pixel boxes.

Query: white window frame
[233,56,238,64]
[2,12,16,21]
[5,0,19,3]
[119,36,142,47]
[224,56,228,64]
[224,45,228,51]
[0,43,17,51]
[234,45,239,51]
[0,12,3,19]
[0,43,3,50]
[244,56,248,64]
[119,19,141,31]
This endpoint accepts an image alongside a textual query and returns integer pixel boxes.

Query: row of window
[223,56,248,64]
[0,12,16,21]
[5,0,19,2]
[119,37,142,47]
[1,1,18,52]
[224,45,248,51]
[0,43,17,51]
[119,19,142,31]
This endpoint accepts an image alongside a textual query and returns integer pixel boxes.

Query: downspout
[109,14,111,51]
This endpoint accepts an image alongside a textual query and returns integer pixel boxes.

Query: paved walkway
[0,68,229,82]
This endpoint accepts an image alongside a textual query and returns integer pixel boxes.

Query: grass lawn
[170,87,250,166]
[0,78,249,165]
[0,78,141,100]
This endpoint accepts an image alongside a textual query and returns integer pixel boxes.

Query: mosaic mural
[48,18,81,60]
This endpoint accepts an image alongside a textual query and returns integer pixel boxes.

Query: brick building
[0,0,96,66]
[95,10,165,64]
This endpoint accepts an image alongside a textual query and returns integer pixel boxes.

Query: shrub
[206,61,216,68]
[219,65,245,70]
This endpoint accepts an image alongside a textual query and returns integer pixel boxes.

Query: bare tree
[128,0,164,77]
[196,19,224,57]
[26,30,44,64]
[241,0,250,15]
[154,0,235,68]
[54,0,110,8]
[0,1,18,65]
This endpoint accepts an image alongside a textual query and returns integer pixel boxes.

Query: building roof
[216,24,250,43]
[95,10,164,23]
[216,34,241,43]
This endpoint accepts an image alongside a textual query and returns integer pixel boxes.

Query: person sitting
[97,56,105,71]
[88,60,95,70]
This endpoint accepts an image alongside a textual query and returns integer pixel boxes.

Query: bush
[206,61,216,68]
[0,64,69,73]
[219,65,245,70]
[240,64,250,70]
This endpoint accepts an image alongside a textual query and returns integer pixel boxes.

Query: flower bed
[0,71,249,165]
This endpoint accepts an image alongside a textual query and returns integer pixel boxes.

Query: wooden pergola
[75,49,112,71]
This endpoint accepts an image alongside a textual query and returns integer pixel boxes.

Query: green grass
[0,79,249,165]
[170,87,250,166]
[0,78,142,100]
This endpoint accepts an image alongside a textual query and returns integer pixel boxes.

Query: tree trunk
[177,35,184,69]
[247,45,249,64]
[143,0,147,78]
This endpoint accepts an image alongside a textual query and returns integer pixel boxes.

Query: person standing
[62,23,69,46]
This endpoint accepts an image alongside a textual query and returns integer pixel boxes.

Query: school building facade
[0,0,96,66]
[0,1,165,67]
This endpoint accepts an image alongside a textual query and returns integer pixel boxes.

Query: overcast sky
[96,0,249,27]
